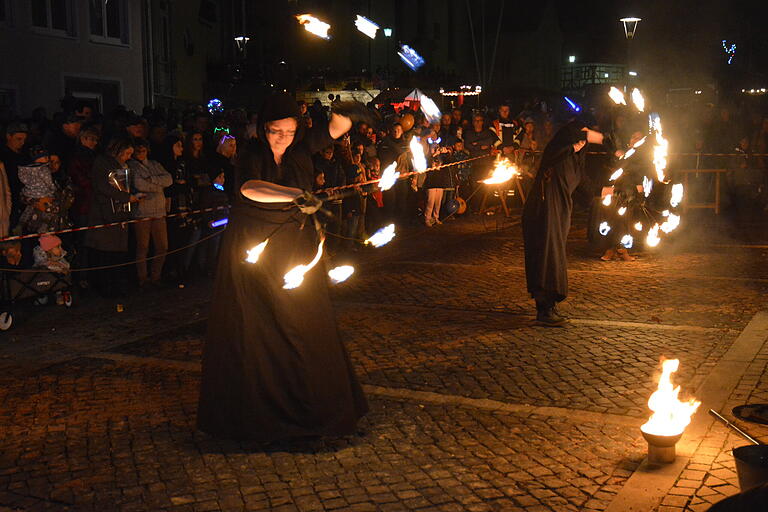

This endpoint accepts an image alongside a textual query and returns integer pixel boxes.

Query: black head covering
[256,93,305,149]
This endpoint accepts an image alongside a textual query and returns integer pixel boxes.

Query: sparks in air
[609,86,626,105]
[245,240,269,264]
[283,239,325,289]
[482,156,518,185]
[646,223,661,247]
[378,162,399,191]
[365,224,396,247]
[631,88,645,112]
[410,136,428,172]
[599,222,611,236]
[670,183,684,207]
[609,168,624,181]
[295,14,331,39]
[621,234,633,249]
[328,265,355,284]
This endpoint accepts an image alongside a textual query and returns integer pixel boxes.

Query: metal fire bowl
[641,430,683,447]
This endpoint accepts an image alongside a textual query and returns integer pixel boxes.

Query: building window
[89,0,128,44]
[31,0,75,35]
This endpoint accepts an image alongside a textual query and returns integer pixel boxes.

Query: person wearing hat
[1,121,30,226]
[522,119,605,326]
[44,114,82,172]
[197,93,371,442]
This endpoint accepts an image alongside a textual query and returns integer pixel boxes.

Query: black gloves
[331,101,382,128]
[293,190,323,215]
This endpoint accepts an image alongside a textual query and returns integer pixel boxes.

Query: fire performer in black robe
[522,120,604,326]
[197,94,370,441]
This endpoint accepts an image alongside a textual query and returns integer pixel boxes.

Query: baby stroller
[0,241,74,331]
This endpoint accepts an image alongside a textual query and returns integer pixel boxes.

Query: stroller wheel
[0,312,12,331]
[64,292,73,308]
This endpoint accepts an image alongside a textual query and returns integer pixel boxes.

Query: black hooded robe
[197,97,368,442]
[522,122,592,304]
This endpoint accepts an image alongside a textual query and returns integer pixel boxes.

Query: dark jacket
[84,154,132,252]
[67,145,95,218]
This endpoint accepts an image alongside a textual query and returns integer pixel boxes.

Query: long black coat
[197,126,368,442]
[84,154,132,252]
[522,122,591,302]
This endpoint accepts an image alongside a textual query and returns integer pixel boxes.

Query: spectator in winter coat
[67,126,99,228]
[129,138,172,285]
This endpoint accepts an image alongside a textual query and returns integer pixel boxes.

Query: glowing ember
[621,234,634,248]
[410,136,428,172]
[660,213,681,233]
[245,240,269,263]
[328,265,355,284]
[599,222,611,236]
[643,176,654,197]
[296,14,331,39]
[378,161,399,191]
[634,222,643,231]
[646,223,661,247]
[631,88,645,112]
[365,224,396,247]
[482,156,518,185]
[602,194,613,206]
[618,206,627,216]
[283,239,325,289]
[609,168,624,181]
[641,359,701,437]
[609,86,627,105]
[670,183,684,207]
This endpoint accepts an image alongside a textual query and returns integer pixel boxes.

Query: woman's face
[173,140,183,158]
[81,133,99,150]
[117,147,134,164]
[134,146,149,161]
[265,118,298,154]
[192,133,204,151]
[220,138,237,158]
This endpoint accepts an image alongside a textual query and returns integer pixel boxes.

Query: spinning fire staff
[197,94,375,442]
[523,118,605,326]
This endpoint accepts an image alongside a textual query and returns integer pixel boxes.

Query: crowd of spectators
[1,92,767,302]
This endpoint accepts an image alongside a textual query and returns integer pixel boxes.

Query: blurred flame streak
[328,265,355,284]
[631,88,645,112]
[378,161,399,191]
[296,14,331,39]
[621,234,633,248]
[609,87,627,105]
[670,183,684,207]
[643,176,654,197]
[283,239,325,289]
[410,136,428,172]
[634,222,643,231]
[599,221,611,236]
[365,224,396,247]
[646,223,661,247]
[609,168,624,181]
[602,194,612,206]
[618,206,627,216]
[641,359,701,437]
[245,239,269,264]
[622,148,636,160]
[660,213,681,233]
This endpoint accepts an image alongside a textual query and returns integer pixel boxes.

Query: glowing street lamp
[620,17,642,40]
[383,28,392,37]
[234,35,250,52]
[568,55,576,63]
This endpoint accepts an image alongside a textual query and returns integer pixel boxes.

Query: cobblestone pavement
[0,213,766,511]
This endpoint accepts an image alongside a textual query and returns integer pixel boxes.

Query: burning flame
[419,93,442,124]
[602,194,612,206]
[643,176,654,197]
[646,223,661,247]
[378,161,399,191]
[609,86,627,105]
[660,213,681,233]
[618,206,627,216]
[632,136,647,149]
[328,265,355,284]
[631,88,645,112]
[354,14,378,39]
[296,14,331,39]
[410,136,428,172]
[641,359,701,437]
[599,222,611,236]
[609,168,624,181]
[283,239,325,289]
[670,184,684,207]
[482,156,518,185]
[651,114,669,182]
[365,224,396,247]
[621,234,634,249]
[622,148,636,160]
[245,240,269,263]
[635,222,643,231]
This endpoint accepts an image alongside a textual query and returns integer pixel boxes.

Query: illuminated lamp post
[620,17,641,86]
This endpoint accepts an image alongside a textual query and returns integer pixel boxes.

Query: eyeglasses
[266,129,296,139]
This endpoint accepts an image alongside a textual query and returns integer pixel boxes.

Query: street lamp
[383,28,392,78]
[568,55,575,63]
[383,28,392,37]
[620,17,641,86]
[234,35,250,53]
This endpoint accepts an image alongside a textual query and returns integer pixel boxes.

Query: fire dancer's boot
[535,300,567,326]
